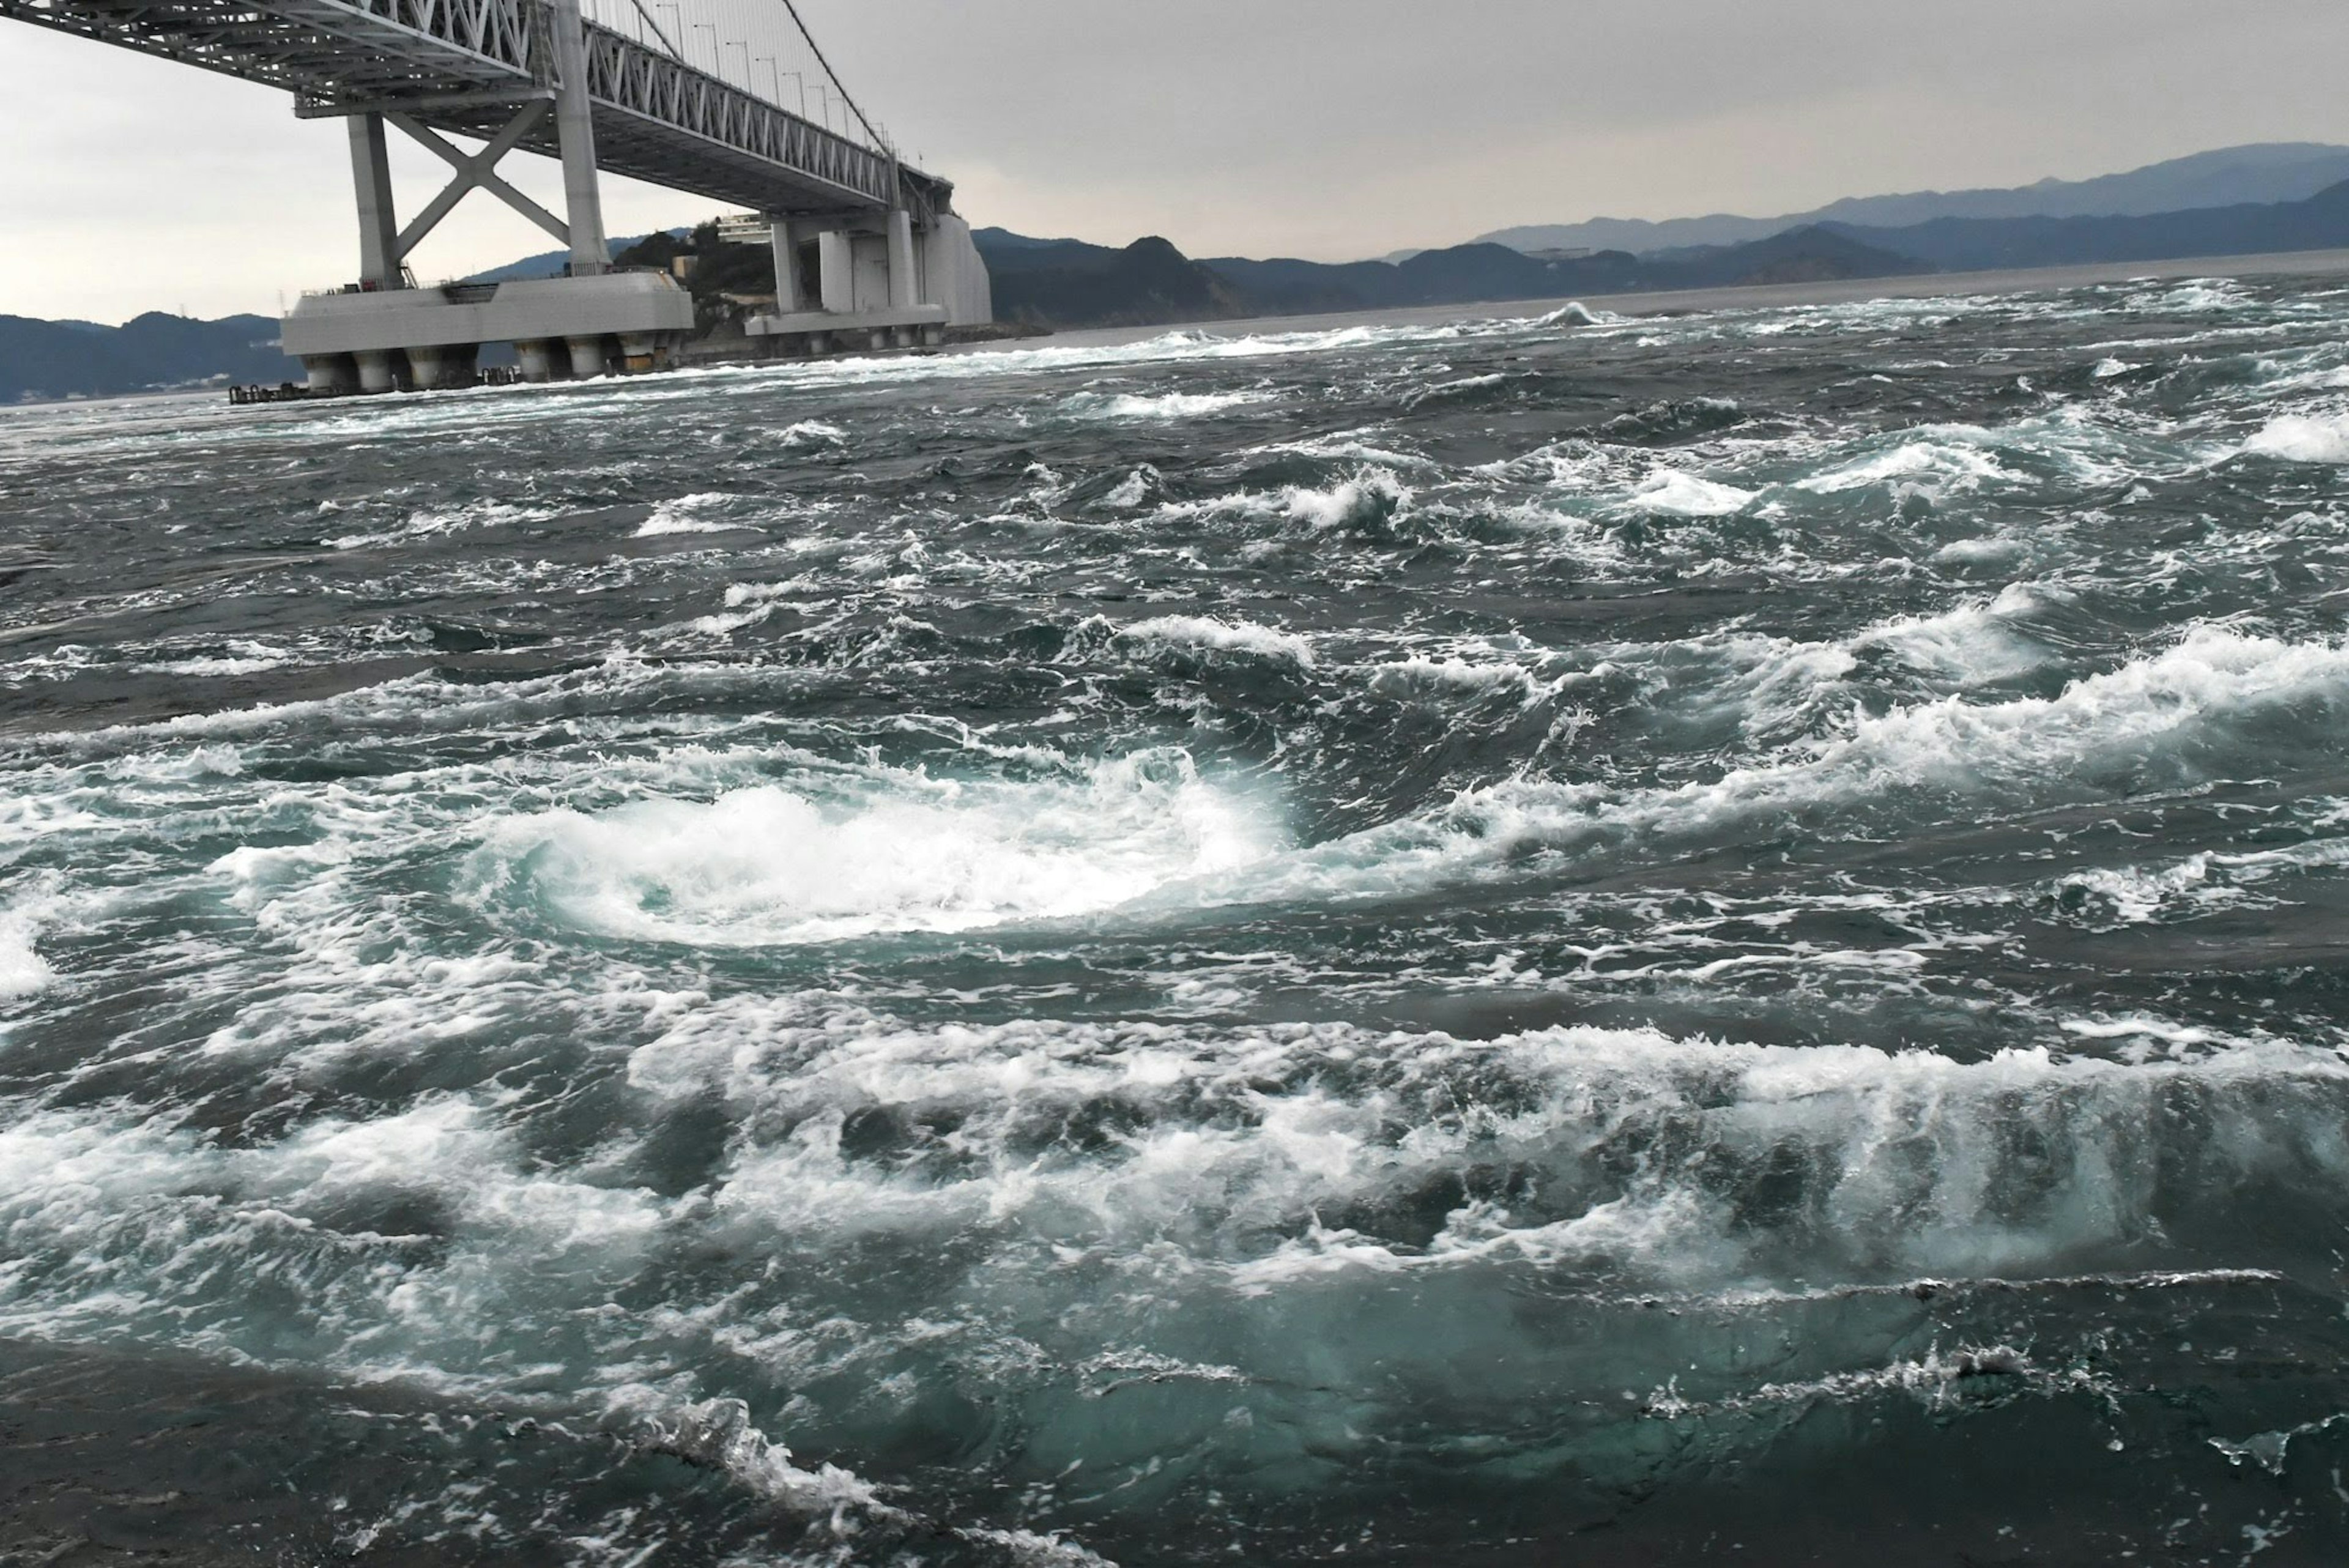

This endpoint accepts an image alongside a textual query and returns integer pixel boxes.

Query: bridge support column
[515,340,558,382]
[549,0,608,276]
[565,335,609,378]
[347,113,400,290]
[302,355,357,395]
[405,343,477,390]
[886,210,918,310]
[817,231,855,313]
[352,349,399,393]
[770,219,806,313]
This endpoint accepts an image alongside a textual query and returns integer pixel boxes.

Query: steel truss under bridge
[0,0,951,221]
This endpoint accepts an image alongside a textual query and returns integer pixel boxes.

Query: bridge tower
[286,0,692,393]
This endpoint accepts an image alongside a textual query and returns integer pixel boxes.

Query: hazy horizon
[6,0,2349,321]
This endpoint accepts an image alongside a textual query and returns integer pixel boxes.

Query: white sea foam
[618,1006,2349,1297]
[1116,615,1315,666]
[2053,833,2349,929]
[328,497,565,551]
[623,1395,883,1523]
[470,749,1281,945]
[1159,466,1416,535]
[2243,411,2349,464]
[636,491,749,535]
[0,908,54,1000]
[1102,465,1161,508]
[1795,438,2015,494]
[1630,470,1754,516]
[136,639,301,677]
[1066,389,1272,421]
[1241,628,2349,902]
[1531,301,1615,329]
[1852,584,2056,683]
[1364,655,1543,701]
[1283,467,1411,530]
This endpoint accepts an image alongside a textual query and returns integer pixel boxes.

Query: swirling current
[7,277,2349,1564]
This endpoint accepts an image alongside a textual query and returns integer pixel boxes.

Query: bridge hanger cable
[623,0,684,61]
[770,0,888,157]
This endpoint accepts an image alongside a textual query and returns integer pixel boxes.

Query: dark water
[6,277,2349,1564]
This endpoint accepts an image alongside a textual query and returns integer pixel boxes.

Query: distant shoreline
[19,247,2349,414]
[1001,245,2349,354]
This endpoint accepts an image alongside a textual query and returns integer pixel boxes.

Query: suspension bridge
[0,0,994,390]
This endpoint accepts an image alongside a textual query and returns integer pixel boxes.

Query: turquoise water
[6,277,2349,1562]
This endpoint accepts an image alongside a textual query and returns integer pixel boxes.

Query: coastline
[21,246,2349,414]
[984,244,2349,354]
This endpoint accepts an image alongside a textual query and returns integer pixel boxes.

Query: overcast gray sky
[6,0,2349,322]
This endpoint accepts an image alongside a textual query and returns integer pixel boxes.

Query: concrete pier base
[738,207,989,360]
[282,272,692,395]
[745,302,949,357]
[303,355,356,395]
[406,343,477,390]
[354,349,399,393]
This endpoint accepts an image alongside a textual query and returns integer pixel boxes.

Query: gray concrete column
[886,210,918,310]
[353,350,398,393]
[405,345,449,388]
[404,344,477,390]
[303,354,356,395]
[548,0,608,276]
[770,218,805,313]
[515,340,558,382]
[817,231,854,313]
[347,113,399,289]
[565,335,609,378]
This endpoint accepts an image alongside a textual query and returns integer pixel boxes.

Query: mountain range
[982,225,1929,328]
[0,313,300,405]
[1475,143,2349,256]
[12,143,2349,401]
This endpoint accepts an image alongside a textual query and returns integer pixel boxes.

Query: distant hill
[978,225,1926,329]
[1480,143,2349,256]
[979,232,1252,327]
[1833,177,2349,272]
[1,313,300,403]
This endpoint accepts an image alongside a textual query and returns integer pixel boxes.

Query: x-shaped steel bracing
[386,100,569,261]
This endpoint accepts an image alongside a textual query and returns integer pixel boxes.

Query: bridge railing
[581,24,897,209]
[356,0,538,74]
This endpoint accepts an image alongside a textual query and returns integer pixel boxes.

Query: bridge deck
[0,0,948,219]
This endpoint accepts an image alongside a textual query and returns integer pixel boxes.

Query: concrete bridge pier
[619,332,664,371]
[565,335,609,378]
[348,113,400,291]
[352,350,399,393]
[887,210,918,310]
[547,0,608,277]
[302,355,357,395]
[770,218,808,313]
[405,343,476,390]
[516,340,558,382]
[748,206,988,355]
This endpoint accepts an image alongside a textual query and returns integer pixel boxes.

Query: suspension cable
[773,0,888,155]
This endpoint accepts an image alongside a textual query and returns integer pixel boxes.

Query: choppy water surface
[7,277,2349,1563]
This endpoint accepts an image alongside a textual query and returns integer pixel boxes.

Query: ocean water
[5,277,2349,1563]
